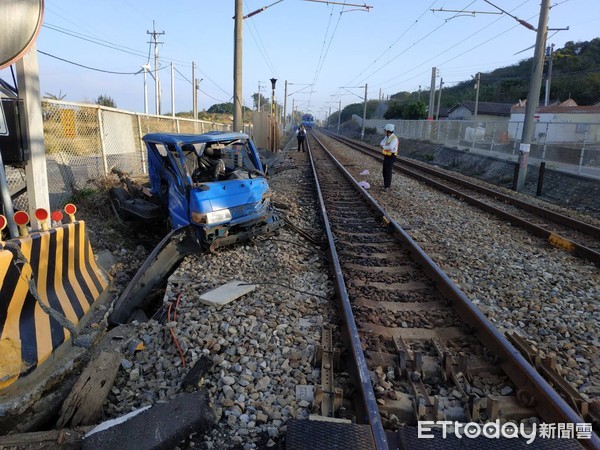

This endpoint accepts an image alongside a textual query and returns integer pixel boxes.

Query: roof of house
[511,99,600,114]
[448,101,513,116]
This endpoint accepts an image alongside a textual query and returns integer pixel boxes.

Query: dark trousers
[382,154,396,188]
[297,137,306,152]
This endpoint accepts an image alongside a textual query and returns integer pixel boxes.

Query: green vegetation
[332,38,600,124]
[96,95,117,108]
[438,38,600,107]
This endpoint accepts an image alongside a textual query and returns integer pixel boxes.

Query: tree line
[334,38,600,122]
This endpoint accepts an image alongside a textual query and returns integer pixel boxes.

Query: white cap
[384,124,394,132]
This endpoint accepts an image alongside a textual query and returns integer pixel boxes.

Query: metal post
[97,107,108,176]
[192,62,197,120]
[233,0,243,132]
[537,162,546,196]
[170,62,175,117]
[474,72,480,119]
[143,67,148,114]
[0,150,18,238]
[515,0,550,191]
[283,80,288,131]
[360,83,367,141]
[577,124,590,175]
[337,100,341,134]
[541,122,550,160]
[270,78,277,117]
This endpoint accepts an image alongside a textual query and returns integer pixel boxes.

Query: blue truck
[111,131,282,251]
[108,131,283,324]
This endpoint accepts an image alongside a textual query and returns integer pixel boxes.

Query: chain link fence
[365,119,600,179]
[6,99,239,211]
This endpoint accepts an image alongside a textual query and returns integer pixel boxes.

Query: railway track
[298,132,598,449]
[318,129,600,266]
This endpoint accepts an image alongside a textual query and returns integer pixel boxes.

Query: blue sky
[2,0,599,120]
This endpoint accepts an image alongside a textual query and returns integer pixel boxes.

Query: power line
[37,50,162,75]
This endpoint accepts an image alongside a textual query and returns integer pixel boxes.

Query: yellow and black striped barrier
[0,206,110,389]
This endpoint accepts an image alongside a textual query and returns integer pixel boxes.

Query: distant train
[301,113,315,128]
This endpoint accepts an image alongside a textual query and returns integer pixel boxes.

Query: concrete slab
[82,390,216,450]
[199,280,257,306]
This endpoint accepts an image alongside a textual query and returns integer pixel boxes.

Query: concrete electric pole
[473,72,481,119]
[515,0,550,191]
[233,0,243,132]
[360,84,368,141]
[147,21,164,116]
[427,67,436,120]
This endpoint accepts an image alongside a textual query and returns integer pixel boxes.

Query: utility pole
[436,78,443,120]
[337,100,341,134]
[515,0,550,191]
[233,0,243,132]
[147,21,164,115]
[418,85,421,101]
[143,64,149,114]
[360,83,368,141]
[170,62,175,117]
[544,43,554,106]
[283,80,288,131]
[427,67,436,120]
[192,62,197,119]
[473,72,480,119]
[327,106,331,128]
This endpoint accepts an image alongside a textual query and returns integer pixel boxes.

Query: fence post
[541,122,550,161]
[458,122,463,150]
[97,107,108,175]
[490,122,497,153]
[137,114,147,174]
[512,122,521,155]
[577,124,590,175]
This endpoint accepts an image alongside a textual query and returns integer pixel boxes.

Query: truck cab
[120,131,281,251]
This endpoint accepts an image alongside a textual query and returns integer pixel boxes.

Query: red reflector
[51,210,64,222]
[64,203,77,215]
[0,215,6,230]
[35,208,49,221]
[13,211,29,226]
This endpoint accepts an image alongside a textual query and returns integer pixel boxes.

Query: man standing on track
[296,124,307,152]
[379,123,399,190]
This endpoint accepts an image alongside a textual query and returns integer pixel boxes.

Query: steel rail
[320,130,600,265]
[310,130,600,449]
[305,137,389,450]
[324,130,600,237]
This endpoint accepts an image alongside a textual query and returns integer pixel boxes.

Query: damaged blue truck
[108,131,283,324]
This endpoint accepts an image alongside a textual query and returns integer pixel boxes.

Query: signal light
[64,203,77,222]
[0,214,6,244]
[13,211,30,237]
[51,210,63,225]
[34,208,50,231]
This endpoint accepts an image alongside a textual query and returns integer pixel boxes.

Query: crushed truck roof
[142,131,250,145]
